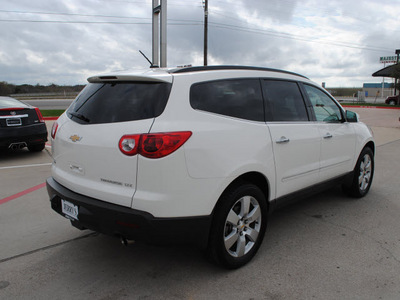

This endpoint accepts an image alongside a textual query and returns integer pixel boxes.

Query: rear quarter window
[67,82,172,124]
[190,79,264,122]
[262,80,309,122]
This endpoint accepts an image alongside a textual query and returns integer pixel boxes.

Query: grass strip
[40,109,65,117]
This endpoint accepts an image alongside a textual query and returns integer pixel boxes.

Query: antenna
[139,50,157,68]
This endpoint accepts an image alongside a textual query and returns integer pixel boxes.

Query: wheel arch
[206,172,270,268]
[353,138,375,170]
[343,141,375,196]
[364,141,375,155]
[211,172,270,216]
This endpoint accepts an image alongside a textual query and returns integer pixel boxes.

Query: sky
[0,0,399,87]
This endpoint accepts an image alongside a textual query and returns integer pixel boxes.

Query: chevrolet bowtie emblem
[69,135,82,142]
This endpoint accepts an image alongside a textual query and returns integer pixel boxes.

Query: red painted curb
[342,105,400,110]
[0,182,46,205]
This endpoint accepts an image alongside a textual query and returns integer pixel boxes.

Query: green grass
[41,109,65,117]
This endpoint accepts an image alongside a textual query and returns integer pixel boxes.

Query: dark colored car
[0,96,48,152]
[385,95,399,105]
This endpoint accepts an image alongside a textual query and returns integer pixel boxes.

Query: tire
[207,182,267,269]
[28,143,45,152]
[344,147,374,198]
[389,100,396,105]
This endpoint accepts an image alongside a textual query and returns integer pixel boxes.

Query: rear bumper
[0,123,47,148]
[46,177,212,247]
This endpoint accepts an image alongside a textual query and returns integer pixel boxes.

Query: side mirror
[346,110,358,123]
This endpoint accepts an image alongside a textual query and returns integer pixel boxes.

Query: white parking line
[0,163,52,170]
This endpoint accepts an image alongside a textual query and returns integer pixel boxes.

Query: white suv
[47,66,374,268]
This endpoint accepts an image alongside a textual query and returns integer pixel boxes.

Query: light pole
[203,0,208,66]
[395,49,400,95]
[152,0,167,68]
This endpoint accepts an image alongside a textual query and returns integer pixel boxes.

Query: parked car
[47,66,375,268]
[0,96,47,152]
[385,95,399,105]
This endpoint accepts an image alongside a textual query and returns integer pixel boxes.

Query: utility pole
[395,49,400,95]
[152,0,167,68]
[203,0,208,66]
[152,0,160,67]
[160,0,167,67]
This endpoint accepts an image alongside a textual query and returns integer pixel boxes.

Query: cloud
[0,0,399,87]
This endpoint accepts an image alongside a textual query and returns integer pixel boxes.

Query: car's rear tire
[28,143,45,152]
[389,100,396,105]
[344,147,374,198]
[207,182,267,269]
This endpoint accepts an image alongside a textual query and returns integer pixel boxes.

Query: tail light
[51,122,58,139]
[119,134,141,156]
[140,132,192,158]
[34,107,45,123]
[119,131,192,158]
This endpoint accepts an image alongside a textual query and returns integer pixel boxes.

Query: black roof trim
[168,65,308,79]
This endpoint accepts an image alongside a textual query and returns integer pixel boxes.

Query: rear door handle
[323,133,333,139]
[276,136,290,144]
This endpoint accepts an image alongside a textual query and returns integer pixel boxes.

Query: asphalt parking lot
[1,108,400,299]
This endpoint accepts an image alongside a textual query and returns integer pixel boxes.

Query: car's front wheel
[207,182,267,269]
[389,100,396,105]
[344,147,374,198]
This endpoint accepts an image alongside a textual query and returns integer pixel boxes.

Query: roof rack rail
[168,65,308,79]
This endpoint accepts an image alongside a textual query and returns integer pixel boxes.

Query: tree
[0,82,15,96]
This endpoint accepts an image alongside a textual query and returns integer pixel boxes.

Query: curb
[342,105,400,110]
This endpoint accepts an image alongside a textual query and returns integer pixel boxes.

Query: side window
[190,79,264,121]
[304,85,343,123]
[262,80,309,122]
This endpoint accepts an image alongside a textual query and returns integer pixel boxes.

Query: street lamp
[395,50,400,95]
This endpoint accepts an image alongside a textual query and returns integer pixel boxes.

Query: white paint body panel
[52,113,153,208]
[317,122,356,181]
[267,122,320,198]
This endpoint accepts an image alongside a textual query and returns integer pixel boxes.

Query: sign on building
[380,56,398,64]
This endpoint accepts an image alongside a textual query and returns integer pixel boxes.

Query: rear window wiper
[69,112,90,123]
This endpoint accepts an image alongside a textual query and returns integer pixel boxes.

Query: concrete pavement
[0,109,399,299]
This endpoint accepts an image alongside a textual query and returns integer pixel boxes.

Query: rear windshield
[67,82,171,124]
[0,97,28,109]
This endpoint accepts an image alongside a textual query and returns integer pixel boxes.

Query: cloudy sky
[1,0,399,87]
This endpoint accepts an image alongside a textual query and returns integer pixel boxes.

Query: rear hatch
[0,100,41,128]
[51,74,172,207]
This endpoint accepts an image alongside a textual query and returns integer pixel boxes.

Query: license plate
[61,199,79,220]
[6,118,22,126]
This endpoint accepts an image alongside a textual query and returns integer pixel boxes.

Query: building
[363,83,393,98]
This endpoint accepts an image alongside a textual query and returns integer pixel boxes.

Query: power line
[0,7,394,53]
[208,9,395,53]
[0,19,202,25]
[0,9,202,24]
[0,9,150,20]
[209,22,393,53]
[0,19,150,25]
